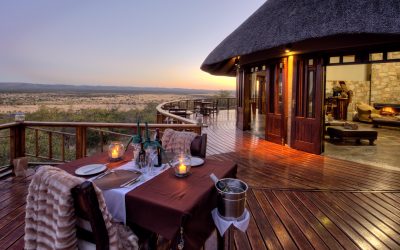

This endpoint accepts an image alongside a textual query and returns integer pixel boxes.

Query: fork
[93,170,114,180]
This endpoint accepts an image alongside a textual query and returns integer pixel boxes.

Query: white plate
[75,164,107,176]
[191,157,205,167]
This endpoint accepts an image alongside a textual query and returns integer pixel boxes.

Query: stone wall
[371,62,400,104]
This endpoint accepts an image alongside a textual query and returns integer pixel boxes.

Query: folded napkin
[211,208,250,236]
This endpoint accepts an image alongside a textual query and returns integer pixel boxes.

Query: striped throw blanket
[24,166,138,250]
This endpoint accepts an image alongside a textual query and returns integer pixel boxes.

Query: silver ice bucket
[216,178,248,221]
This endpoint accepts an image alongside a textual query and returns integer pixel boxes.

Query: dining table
[59,149,237,249]
[200,101,213,116]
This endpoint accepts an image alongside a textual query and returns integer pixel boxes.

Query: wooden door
[265,59,287,144]
[291,57,324,154]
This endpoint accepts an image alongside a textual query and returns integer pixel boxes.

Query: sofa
[354,102,381,123]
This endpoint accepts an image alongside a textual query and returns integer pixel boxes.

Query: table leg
[369,139,375,145]
[355,138,361,144]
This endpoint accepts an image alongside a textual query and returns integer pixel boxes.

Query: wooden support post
[156,111,164,124]
[76,126,87,159]
[9,123,25,166]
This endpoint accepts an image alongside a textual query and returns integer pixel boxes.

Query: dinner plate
[191,157,205,167]
[75,164,107,176]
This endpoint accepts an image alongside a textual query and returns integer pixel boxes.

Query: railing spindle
[35,129,39,157]
[48,131,53,160]
[61,134,65,162]
[100,131,104,152]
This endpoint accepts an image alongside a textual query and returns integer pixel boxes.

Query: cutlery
[93,170,113,180]
[120,177,140,188]
[83,165,105,174]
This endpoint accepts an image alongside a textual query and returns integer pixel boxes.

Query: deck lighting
[285,44,293,53]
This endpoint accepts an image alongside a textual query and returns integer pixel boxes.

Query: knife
[83,165,105,174]
[120,177,140,188]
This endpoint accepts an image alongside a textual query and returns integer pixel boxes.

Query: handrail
[22,121,201,129]
[0,122,19,130]
[156,97,236,125]
[156,102,198,124]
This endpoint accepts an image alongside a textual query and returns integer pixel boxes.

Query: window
[387,51,400,60]
[307,70,315,118]
[369,53,383,61]
[329,57,340,64]
[342,55,355,63]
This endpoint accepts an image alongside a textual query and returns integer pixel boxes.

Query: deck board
[1,110,400,249]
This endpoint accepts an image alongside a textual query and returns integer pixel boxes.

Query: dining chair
[190,134,207,158]
[73,181,153,250]
[72,181,110,250]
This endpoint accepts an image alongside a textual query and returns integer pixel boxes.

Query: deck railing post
[76,126,87,159]
[9,123,25,166]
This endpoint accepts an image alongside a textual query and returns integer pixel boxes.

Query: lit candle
[111,148,119,159]
[178,164,187,174]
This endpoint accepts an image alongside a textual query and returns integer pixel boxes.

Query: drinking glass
[145,145,157,176]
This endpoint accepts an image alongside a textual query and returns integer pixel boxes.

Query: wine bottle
[138,141,146,169]
[155,128,162,167]
[145,122,150,143]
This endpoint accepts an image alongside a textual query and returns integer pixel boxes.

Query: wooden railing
[156,97,236,124]
[0,121,202,176]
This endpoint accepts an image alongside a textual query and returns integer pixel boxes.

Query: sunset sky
[0,1,265,90]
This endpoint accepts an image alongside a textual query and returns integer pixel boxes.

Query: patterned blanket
[161,128,197,154]
[25,165,138,250]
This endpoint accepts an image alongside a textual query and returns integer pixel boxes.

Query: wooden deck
[1,110,400,249]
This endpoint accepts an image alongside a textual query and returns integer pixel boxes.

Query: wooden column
[76,126,87,159]
[9,123,25,165]
[236,69,251,130]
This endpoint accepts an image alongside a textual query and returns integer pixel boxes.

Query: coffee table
[327,126,378,145]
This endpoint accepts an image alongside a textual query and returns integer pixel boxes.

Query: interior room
[323,59,400,170]
[250,70,266,139]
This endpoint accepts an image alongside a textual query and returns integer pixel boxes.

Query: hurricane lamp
[108,141,124,162]
[174,153,191,178]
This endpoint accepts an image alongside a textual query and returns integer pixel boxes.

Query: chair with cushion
[25,166,139,250]
[161,129,207,158]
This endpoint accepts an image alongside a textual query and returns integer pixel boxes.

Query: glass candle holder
[174,153,191,178]
[108,141,124,162]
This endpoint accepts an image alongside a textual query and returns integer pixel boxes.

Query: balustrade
[0,121,201,176]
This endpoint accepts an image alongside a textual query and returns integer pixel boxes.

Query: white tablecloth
[90,161,168,224]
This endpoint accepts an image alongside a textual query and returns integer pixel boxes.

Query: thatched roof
[201,0,400,75]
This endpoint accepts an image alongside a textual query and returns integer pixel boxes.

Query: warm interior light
[285,49,291,53]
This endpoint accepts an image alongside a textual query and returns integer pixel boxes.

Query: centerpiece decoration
[108,141,124,162]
